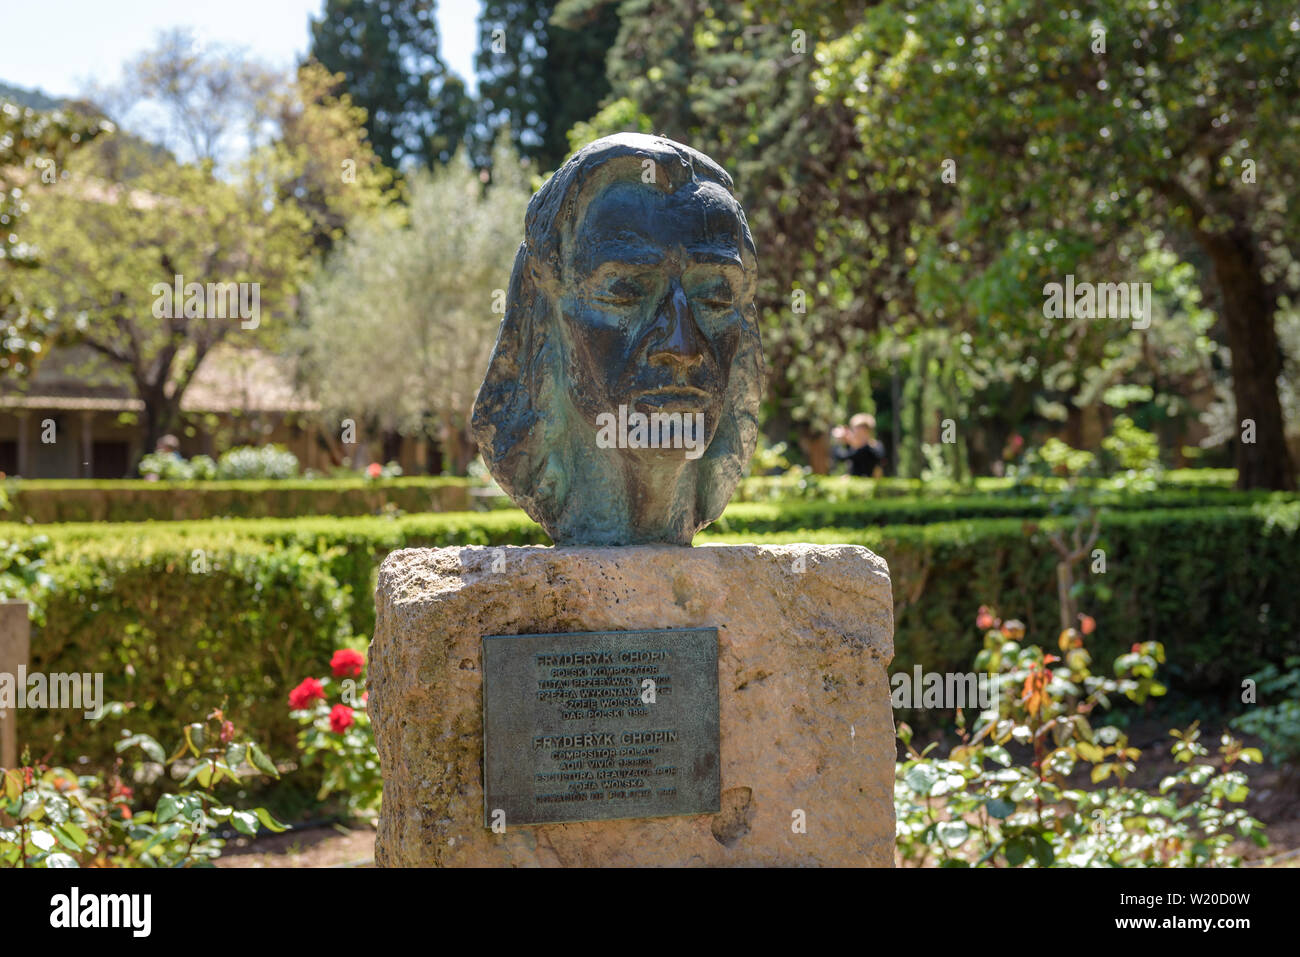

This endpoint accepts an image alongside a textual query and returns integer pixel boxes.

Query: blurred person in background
[831,413,886,478]
[143,434,182,481]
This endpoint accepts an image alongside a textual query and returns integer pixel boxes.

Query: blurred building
[0,344,334,478]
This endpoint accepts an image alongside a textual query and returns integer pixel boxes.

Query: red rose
[331,648,365,679]
[976,606,995,630]
[367,463,382,478]
[1131,643,1142,655]
[289,677,326,710]
[329,704,355,734]
[1079,614,1096,635]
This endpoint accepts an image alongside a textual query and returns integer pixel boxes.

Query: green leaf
[225,743,247,769]
[51,824,85,853]
[903,763,940,795]
[1005,836,1029,867]
[229,810,259,836]
[1031,835,1055,867]
[140,822,184,853]
[155,793,183,824]
[254,807,288,833]
[1075,741,1105,763]
[246,743,279,779]
[18,791,43,820]
[183,723,207,757]
[984,746,1012,767]
[936,820,970,849]
[115,733,166,763]
[180,763,215,789]
[985,797,1015,819]
[2,770,21,802]
[57,821,89,849]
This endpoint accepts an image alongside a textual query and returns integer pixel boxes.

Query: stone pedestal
[370,543,895,866]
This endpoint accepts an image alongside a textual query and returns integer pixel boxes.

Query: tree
[0,99,112,376]
[15,136,310,457]
[258,61,398,257]
[308,0,463,169]
[13,55,392,462]
[102,27,277,168]
[478,0,621,171]
[812,0,1299,489]
[296,140,531,474]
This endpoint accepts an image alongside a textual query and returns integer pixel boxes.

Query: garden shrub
[1230,657,1300,771]
[213,444,300,480]
[18,537,353,782]
[2,468,1241,523]
[3,497,1294,767]
[137,452,216,482]
[706,503,1300,698]
[894,608,1266,867]
[2,476,477,522]
[2,477,1277,527]
[1,703,287,868]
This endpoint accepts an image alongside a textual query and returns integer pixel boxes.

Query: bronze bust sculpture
[472,133,763,545]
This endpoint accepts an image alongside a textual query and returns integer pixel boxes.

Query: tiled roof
[0,344,318,415]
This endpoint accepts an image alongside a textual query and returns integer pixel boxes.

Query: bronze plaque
[482,627,720,827]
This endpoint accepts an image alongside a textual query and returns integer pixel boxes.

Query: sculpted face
[556,178,749,457]
[471,133,763,545]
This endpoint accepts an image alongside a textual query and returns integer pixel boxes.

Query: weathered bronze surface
[482,627,720,827]
[471,133,762,545]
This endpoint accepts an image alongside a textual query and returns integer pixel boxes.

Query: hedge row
[1,476,478,523]
[706,487,1293,534]
[2,468,1238,522]
[8,497,1296,771]
[707,500,1300,689]
[4,485,1283,557]
[18,537,354,788]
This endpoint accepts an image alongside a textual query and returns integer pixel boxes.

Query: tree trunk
[135,385,180,475]
[801,430,831,475]
[1202,228,1295,490]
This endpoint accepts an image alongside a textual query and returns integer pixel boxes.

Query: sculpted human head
[472,133,762,545]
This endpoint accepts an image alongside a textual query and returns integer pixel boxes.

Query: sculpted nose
[648,282,705,373]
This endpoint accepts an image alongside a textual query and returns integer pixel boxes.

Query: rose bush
[0,702,286,867]
[895,607,1266,867]
[289,647,381,821]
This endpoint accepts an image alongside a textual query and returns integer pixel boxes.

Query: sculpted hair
[472,133,763,537]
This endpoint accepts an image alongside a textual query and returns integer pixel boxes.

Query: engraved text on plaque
[482,627,720,826]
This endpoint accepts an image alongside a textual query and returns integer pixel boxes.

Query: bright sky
[0,0,484,99]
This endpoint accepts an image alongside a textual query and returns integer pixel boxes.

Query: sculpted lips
[635,386,710,411]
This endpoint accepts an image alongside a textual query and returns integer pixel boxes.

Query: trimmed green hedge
[21,538,354,782]
[707,488,1292,534]
[708,500,1300,689]
[8,491,1294,771]
[1,477,478,523]
[732,468,1238,501]
[2,468,1239,522]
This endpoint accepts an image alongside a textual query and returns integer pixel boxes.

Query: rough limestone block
[370,543,894,867]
